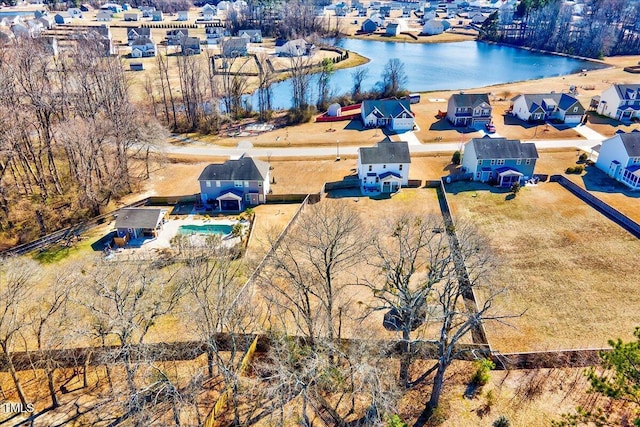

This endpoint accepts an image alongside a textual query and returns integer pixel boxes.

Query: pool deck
[132,217,243,251]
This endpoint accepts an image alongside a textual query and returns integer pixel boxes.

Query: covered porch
[495,166,523,187]
[621,165,640,190]
[216,189,244,211]
[379,171,402,193]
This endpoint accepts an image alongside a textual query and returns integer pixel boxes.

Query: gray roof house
[361,99,414,131]
[510,92,585,124]
[220,37,248,57]
[357,141,411,194]
[596,84,640,123]
[114,208,165,244]
[238,29,262,42]
[595,131,640,190]
[461,137,539,186]
[181,36,201,55]
[198,156,270,211]
[446,93,492,127]
[127,27,151,45]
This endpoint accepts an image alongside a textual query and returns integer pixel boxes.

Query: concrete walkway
[574,124,606,140]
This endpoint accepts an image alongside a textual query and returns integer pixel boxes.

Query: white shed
[327,103,342,117]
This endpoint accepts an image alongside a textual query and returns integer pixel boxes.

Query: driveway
[573,124,606,140]
[394,130,422,146]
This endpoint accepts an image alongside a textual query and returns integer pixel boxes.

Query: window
[477,160,482,165]
[234,180,243,187]
[244,181,249,187]
[476,172,480,178]
[375,177,379,183]
[399,164,403,170]
[245,194,251,201]
[206,180,211,188]
[490,159,496,166]
[516,159,522,165]
[216,180,221,187]
[526,159,531,165]
[383,164,386,169]
[573,106,579,112]
[368,165,372,171]
[258,182,262,187]
[497,159,505,166]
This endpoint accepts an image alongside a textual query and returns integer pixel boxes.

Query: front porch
[495,166,524,187]
[620,165,640,190]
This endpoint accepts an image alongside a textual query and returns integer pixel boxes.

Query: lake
[249,39,606,111]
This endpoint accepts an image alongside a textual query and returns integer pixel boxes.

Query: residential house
[423,4,437,20]
[369,12,385,26]
[595,132,640,190]
[205,26,227,44]
[54,12,72,24]
[151,10,164,21]
[124,12,141,21]
[130,36,156,57]
[238,29,262,43]
[510,92,585,124]
[1,15,22,26]
[181,36,201,55]
[177,10,189,21]
[96,10,113,21]
[10,23,31,37]
[166,28,189,45]
[100,3,122,13]
[275,38,314,57]
[361,99,414,131]
[446,92,492,127]
[37,15,55,29]
[220,37,248,57]
[385,22,401,36]
[422,18,444,35]
[139,6,156,17]
[80,3,93,12]
[197,156,270,211]
[360,18,377,33]
[201,3,217,20]
[127,27,151,45]
[357,141,411,194]
[215,1,230,11]
[67,8,82,18]
[470,12,486,23]
[114,208,165,245]
[461,137,539,186]
[380,5,391,16]
[33,9,48,19]
[596,84,640,123]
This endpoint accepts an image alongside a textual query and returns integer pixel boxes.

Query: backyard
[446,179,640,352]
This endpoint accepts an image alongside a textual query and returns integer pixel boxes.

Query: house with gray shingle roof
[357,141,411,194]
[361,99,414,131]
[596,84,640,123]
[510,92,585,124]
[446,92,492,127]
[198,155,270,211]
[462,137,539,186]
[114,208,166,244]
[595,131,640,190]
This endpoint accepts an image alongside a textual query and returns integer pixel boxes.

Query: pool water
[178,224,233,236]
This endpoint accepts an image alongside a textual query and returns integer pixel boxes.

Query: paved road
[164,132,606,159]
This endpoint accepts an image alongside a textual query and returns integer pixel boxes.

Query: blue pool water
[178,224,233,236]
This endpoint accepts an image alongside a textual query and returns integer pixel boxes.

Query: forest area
[480,0,640,58]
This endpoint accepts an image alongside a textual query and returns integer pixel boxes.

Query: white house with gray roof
[595,131,640,190]
[361,99,414,131]
[357,141,411,194]
[510,92,585,124]
[462,137,539,186]
[198,155,270,211]
[114,208,166,244]
[596,84,640,123]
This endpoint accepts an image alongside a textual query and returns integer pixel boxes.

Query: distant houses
[357,141,411,194]
[198,155,270,211]
[595,132,640,190]
[130,36,156,57]
[275,38,315,57]
[462,137,539,186]
[361,99,414,131]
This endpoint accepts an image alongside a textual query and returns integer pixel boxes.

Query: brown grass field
[446,178,640,353]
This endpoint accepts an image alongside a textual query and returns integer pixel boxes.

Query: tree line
[480,0,640,58]
[0,202,511,425]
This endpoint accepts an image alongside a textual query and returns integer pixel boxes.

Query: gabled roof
[513,93,584,114]
[614,84,640,100]
[115,208,164,229]
[198,156,270,181]
[131,36,154,46]
[362,99,412,119]
[617,132,640,157]
[128,27,151,37]
[450,93,490,109]
[359,141,411,164]
[469,138,539,160]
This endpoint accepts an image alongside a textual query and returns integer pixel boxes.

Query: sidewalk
[573,124,606,140]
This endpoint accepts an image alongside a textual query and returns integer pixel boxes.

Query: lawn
[446,180,640,352]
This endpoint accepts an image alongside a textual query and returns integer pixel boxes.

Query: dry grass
[446,178,640,352]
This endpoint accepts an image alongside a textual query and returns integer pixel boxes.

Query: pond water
[248,39,606,111]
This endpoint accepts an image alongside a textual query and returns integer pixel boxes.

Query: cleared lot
[446,180,640,352]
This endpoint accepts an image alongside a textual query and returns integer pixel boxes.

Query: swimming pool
[177,224,233,236]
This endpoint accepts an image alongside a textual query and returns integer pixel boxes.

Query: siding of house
[596,136,630,177]
[200,179,268,204]
[357,160,410,186]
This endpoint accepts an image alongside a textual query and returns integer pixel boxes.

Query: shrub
[451,150,461,165]
[578,152,588,162]
[471,358,496,386]
[386,414,408,427]
[493,415,510,427]
[565,166,575,174]
[510,182,520,195]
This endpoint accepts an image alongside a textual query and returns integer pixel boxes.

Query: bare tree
[351,67,369,101]
[0,257,38,408]
[316,57,334,111]
[379,58,408,98]
[256,53,275,121]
